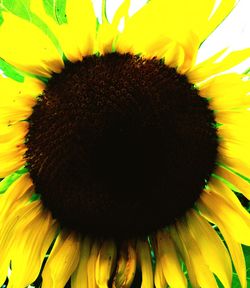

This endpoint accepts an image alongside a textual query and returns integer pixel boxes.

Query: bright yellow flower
[0,0,250,287]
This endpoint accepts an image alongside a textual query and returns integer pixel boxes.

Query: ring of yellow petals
[0,0,250,287]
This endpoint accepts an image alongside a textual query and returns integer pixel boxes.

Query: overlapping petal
[42,231,81,288]
[0,12,63,76]
[0,1,249,288]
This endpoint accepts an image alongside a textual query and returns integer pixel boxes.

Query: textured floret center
[26,53,218,238]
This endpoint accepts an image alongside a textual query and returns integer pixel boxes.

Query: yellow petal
[8,201,57,288]
[199,73,250,98]
[42,231,81,288]
[0,142,27,178]
[219,153,250,184]
[169,226,198,288]
[209,176,249,213]
[198,202,247,288]
[0,158,26,178]
[71,236,92,288]
[177,32,200,74]
[219,137,250,165]
[0,122,28,173]
[155,230,187,288]
[112,241,136,288]
[30,0,96,62]
[198,190,250,245]
[0,122,29,144]
[87,241,101,288]
[0,140,26,153]
[136,239,153,288]
[0,106,33,126]
[142,36,174,59]
[40,221,59,261]
[153,0,236,46]
[214,165,250,199]
[65,0,97,58]
[218,121,250,146]
[0,12,64,76]
[98,0,131,54]
[198,73,250,110]
[0,75,45,103]
[115,0,196,66]
[0,173,33,221]
[215,110,250,166]
[215,109,250,126]
[172,221,218,288]
[0,80,36,117]
[154,256,167,288]
[0,208,20,286]
[218,227,247,288]
[29,0,78,62]
[186,209,232,288]
[217,133,250,181]
[188,48,250,83]
[204,0,237,42]
[0,191,34,286]
[0,200,37,284]
[0,77,42,178]
[116,0,233,71]
[115,1,182,54]
[95,240,117,288]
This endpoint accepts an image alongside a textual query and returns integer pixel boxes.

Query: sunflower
[0,0,250,287]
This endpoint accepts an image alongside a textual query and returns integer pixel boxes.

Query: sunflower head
[24,52,219,238]
[0,0,250,287]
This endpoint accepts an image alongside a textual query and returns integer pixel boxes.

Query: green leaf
[0,10,4,25]
[0,1,63,59]
[1,0,31,21]
[42,0,67,24]
[0,167,28,194]
[224,245,250,288]
[42,0,55,19]
[55,0,67,25]
[243,245,250,284]
[29,193,41,202]
[0,58,24,82]
[244,67,250,75]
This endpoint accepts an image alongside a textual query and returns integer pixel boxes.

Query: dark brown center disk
[25,53,218,239]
